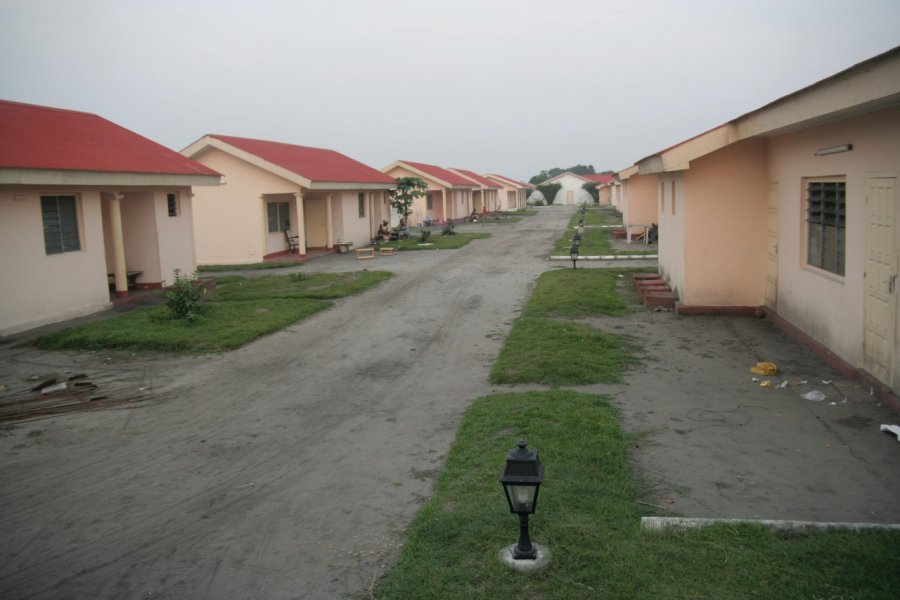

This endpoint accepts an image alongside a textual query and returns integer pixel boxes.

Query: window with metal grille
[41,195,81,255]
[267,201,290,232]
[358,192,365,218]
[167,193,179,217]
[806,180,846,275]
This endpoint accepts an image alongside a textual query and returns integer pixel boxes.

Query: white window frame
[41,194,82,255]
[804,177,846,277]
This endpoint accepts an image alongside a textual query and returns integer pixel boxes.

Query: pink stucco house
[632,46,900,397]
[485,173,530,210]
[446,168,501,213]
[381,160,474,225]
[182,135,396,263]
[0,100,221,336]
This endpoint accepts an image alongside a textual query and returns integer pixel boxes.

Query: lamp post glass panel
[500,440,545,560]
[570,244,579,269]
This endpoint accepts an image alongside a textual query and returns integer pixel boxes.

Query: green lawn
[375,391,900,599]
[35,271,392,353]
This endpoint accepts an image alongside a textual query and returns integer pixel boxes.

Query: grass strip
[35,271,391,353]
[380,232,490,251]
[490,317,634,385]
[490,269,638,385]
[523,269,631,318]
[197,262,298,271]
[375,391,900,599]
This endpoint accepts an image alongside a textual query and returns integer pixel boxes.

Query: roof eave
[307,181,396,190]
[0,168,222,187]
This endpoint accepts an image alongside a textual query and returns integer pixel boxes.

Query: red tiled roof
[400,160,475,187]
[448,168,501,188]
[0,99,219,176]
[582,174,616,184]
[210,134,394,184]
[487,173,531,188]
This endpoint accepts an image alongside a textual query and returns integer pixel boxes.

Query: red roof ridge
[448,167,501,188]
[396,160,475,188]
[203,134,395,185]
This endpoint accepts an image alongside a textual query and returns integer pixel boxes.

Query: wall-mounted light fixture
[814,144,853,156]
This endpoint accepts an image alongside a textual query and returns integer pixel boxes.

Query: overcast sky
[1,0,898,181]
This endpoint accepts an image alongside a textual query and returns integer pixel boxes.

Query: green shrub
[161,269,207,322]
[441,220,456,236]
[419,229,432,243]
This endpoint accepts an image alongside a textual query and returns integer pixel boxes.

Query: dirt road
[0,209,572,599]
[2,206,899,600]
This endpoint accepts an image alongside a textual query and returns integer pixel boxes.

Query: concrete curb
[641,516,900,532]
[549,255,658,261]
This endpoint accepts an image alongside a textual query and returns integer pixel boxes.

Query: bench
[107,271,143,288]
[355,247,375,260]
[379,247,396,256]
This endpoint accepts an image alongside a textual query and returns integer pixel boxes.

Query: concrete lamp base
[498,544,551,571]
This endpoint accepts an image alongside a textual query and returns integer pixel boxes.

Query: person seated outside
[377,220,390,240]
[469,209,478,222]
[398,219,410,239]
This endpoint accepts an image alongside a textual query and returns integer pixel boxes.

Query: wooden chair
[285,231,299,253]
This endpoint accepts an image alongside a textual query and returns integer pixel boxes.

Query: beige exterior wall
[598,186,611,206]
[192,147,296,264]
[1,189,109,335]
[621,173,658,235]
[768,106,900,384]
[154,189,197,283]
[681,138,769,306]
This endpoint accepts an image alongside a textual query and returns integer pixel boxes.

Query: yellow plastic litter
[750,361,778,375]
[759,380,772,387]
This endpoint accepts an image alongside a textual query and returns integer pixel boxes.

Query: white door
[765,182,779,311]
[863,177,897,384]
[566,190,574,205]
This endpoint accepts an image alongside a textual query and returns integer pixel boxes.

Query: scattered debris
[41,382,67,394]
[760,380,772,387]
[881,425,900,442]
[750,361,778,375]
[1,372,151,422]
[776,381,789,389]
[30,378,58,392]
[801,390,827,402]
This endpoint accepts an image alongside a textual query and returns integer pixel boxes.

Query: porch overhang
[0,168,221,187]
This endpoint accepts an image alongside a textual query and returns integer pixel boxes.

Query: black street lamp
[500,440,545,560]
[569,244,579,269]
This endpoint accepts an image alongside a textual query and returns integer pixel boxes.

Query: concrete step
[644,292,678,309]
